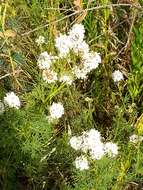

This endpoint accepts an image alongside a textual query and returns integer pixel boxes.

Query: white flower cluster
[48,102,64,120]
[70,129,118,170]
[42,69,58,84]
[55,23,87,57]
[75,155,89,171]
[55,34,72,57]
[37,51,72,84]
[4,92,21,109]
[112,70,124,82]
[0,92,21,112]
[37,52,56,70]
[35,35,45,46]
[129,134,143,144]
[37,23,101,84]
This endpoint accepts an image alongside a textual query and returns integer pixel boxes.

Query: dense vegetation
[0,0,143,189]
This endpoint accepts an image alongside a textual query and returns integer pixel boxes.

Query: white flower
[73,41,89,55]
[73,66,88,80]
[104,142,118,157]
[55,34,72,57]
[59,75,73,85]
[75,155,89,170]
[83,52,101,72]
[81,129,105,159]
[0,101,5,114]
[42,69,57,83]
[4,92,21,109]
[112,70,124,82]
[37,52,55,70]
[55,24,86,57]
[69,129,103,154]
[49,102,64,119]
[82,129,101,150]
[70,136,83,150]
[89,142,105,160]
[129,134,143,143]
[69,23,85,44]
[35,36,45,45]
[69,129,120,166]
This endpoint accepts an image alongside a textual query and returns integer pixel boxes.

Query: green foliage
[0,108,53,189]
[127,21,143,104]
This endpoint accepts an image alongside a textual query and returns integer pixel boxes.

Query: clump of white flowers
[42,70,58,83]
[75,155,89,171]
[49,102,64,119]
[70,128,119,170]
[129,134,143,144]
[72,40,89,55]
[73,66,88,80]
[35,35,45,46]
[70,136,83,151]
[89,142,105,160]
[37,23,101,84]
[55,34,72,58]
[104,142,118,157]
[112,70,124,82]
[4,92,21,109]
[69,23,85,44]
[82,129,102,153]
[83,52,101,72]
[37,52,55,70]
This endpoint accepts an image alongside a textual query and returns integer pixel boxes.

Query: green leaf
[12,52,26,65]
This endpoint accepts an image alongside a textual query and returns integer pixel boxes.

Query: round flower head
[112,70,124,82]
[104,142,118,157]
[83,129,102,149]
[89,142,105,160]
[4,92,21,109]
[49,102,64,119]
[75,155,89,170]
[80,129,104,157]
[69,23,85,44]
[37,51,55,70]
[55,34,72,57]
[129,134,143,144]
[73,66,88,80]
[70,136,83,150]
[42,70,57,83]
[83,52,101,72]
[35,35,45,46]
[72,40,89,55]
